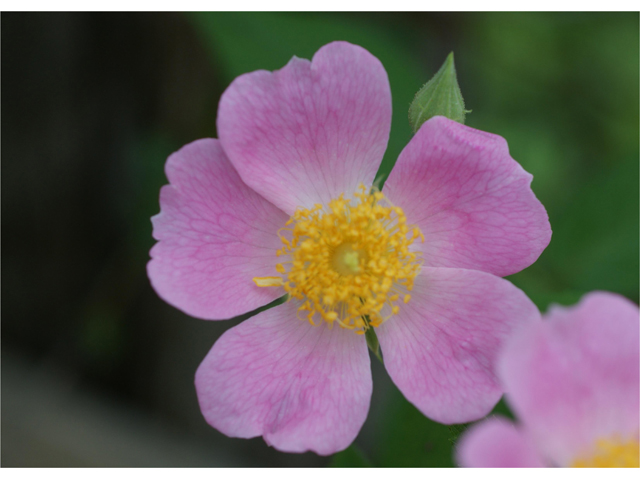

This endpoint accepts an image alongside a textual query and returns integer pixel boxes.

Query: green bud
[408,52,470,133]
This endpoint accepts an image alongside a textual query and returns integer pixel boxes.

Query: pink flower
[148,42,551,455]
[457,292,640,467]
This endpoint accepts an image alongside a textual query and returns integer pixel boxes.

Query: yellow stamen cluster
[254,184,424,333]
[572,437,640,467]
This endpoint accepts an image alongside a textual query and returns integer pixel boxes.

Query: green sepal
[408,52,470,132]
[364,319,383,363]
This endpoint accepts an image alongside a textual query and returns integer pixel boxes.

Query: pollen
[571,437,639,467]
[253,184,424,333]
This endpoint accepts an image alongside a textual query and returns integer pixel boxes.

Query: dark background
[2,12,638,467]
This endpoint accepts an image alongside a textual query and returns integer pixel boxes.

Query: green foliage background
[5,11,634,467]
[1,12,640,467]
[126,12,638,467]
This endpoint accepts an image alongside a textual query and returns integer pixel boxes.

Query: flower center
[254,184,424,333]
[332,243,364,275]
[571,437,639,467]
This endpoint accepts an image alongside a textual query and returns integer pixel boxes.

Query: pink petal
[148,139,288,320]
[383,116,551,277]
[194,300,372,455]
[217,41,392,215]
[456,417,545,467]
[376,267,541,424]
[499,291,640,466]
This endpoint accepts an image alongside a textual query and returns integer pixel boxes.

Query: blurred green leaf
[375,389,520,467]
[375,386,459,467]
[446,423,470,446]
[330,444,373,467]
[489,398,515,420]
[548,154,639,302]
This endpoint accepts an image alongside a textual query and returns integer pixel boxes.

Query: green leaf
[447,423,470,446]
[489,397,516,420]
[329,444,373,467]
[375,386,458,467]
[408,52,469,132]
[374,388,518,467]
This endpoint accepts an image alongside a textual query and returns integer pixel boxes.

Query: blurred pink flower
[147,41,551,455]
[457,291,640,467]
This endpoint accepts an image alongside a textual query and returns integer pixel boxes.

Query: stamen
[255,184,423,333]
[253,277,283,287]
[572,437,640,467]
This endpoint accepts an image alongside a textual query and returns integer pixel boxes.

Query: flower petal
[383,116,551,277]
[194,300,372,455]
[456,417,544,467]
[376,267,540,424]
[148,139,288,320]
[499,291,640,466]
[217,41,392,214]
